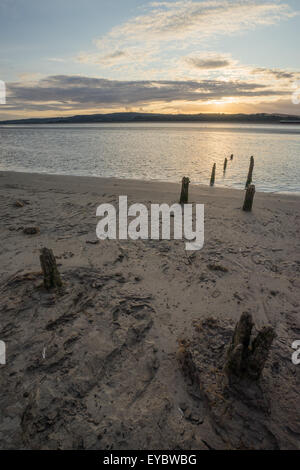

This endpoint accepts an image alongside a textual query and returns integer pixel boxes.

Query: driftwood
[225,312,276,380]
[223,158,228,173]
[245,156,254,188]
[243,184,255,212]
[14,200,24,208]
[179,177,190,204]
[39,247,62,289]
[210,163,216,186]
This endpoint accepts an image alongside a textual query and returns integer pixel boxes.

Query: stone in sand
[23,226,40,235]
[14,200,24,208]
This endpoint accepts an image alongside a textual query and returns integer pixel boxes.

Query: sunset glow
[1,0,300,119]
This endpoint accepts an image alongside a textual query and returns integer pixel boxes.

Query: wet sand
[0,170,299,449]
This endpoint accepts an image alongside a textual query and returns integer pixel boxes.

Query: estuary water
[0,122,299,193]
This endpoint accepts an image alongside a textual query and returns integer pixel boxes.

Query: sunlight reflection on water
[0,122,299,193]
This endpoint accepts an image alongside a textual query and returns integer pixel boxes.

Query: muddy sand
[0,170,299,450]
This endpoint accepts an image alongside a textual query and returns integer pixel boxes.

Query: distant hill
[1,112,300,125]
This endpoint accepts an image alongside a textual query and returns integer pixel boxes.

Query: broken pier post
[40,247,62,289]
[245,155,254,189]
[230,154,233,160]
[223,157,228,173]
[247,326,276,380]
[179,177,190,204]
[243,184,255,212]
[225,311,276,381]
[210,163,216,186]
[226,311,253,377]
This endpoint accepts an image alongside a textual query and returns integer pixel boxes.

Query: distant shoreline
[1,111,300,125]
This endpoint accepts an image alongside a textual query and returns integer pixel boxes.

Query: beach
[0,170,300,449]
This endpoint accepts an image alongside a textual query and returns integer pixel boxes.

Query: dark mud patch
[177,317,300,450]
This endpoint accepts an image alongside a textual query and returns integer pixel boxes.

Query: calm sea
[0,122,299,193]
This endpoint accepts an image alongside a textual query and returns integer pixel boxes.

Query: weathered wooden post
[223,157,228,173]
[247,326,276,380]
[179,177,190,204]
[243,184,255,212]
[40,247,62,289]
[245,156,254,188]
[210,163,216,186]
[225,311,276,381]
[225,311,253,377]
[230,154,233,160]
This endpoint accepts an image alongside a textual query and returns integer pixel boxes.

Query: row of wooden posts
[179,154,256,212]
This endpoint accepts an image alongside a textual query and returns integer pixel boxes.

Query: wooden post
[230,154,233,160]
[210,163,216,186]
[247,327,276,380]
[225,312,253,377]
[223,157,228,173]
[225,312,276,381]
[40,247,62,289]
[179,177,190,204]
[243,184,255,212]
[245,156,254,188]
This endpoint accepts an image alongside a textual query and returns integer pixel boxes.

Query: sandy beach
[0,170,300,450]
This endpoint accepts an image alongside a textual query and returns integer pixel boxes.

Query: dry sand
[0,170,299,450]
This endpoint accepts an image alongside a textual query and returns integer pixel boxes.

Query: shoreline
[1,111,300,126]
[1,170,300,199]
[0,169,300,449]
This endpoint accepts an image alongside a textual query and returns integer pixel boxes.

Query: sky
[0,0,300,119]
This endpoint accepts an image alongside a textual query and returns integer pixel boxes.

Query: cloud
[98,0,296,43]
[185,58,232,70]
[47,57,66,63]
[17,72,44,82]
[75,47,158,72]
[102,50,128,64]
[77,49,129,67]
[184,53,236,70]
[252,67,298,81]
[5,74,290,114]
[76,1,297,71]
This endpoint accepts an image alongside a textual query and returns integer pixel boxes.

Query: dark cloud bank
[6,75,290,112]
